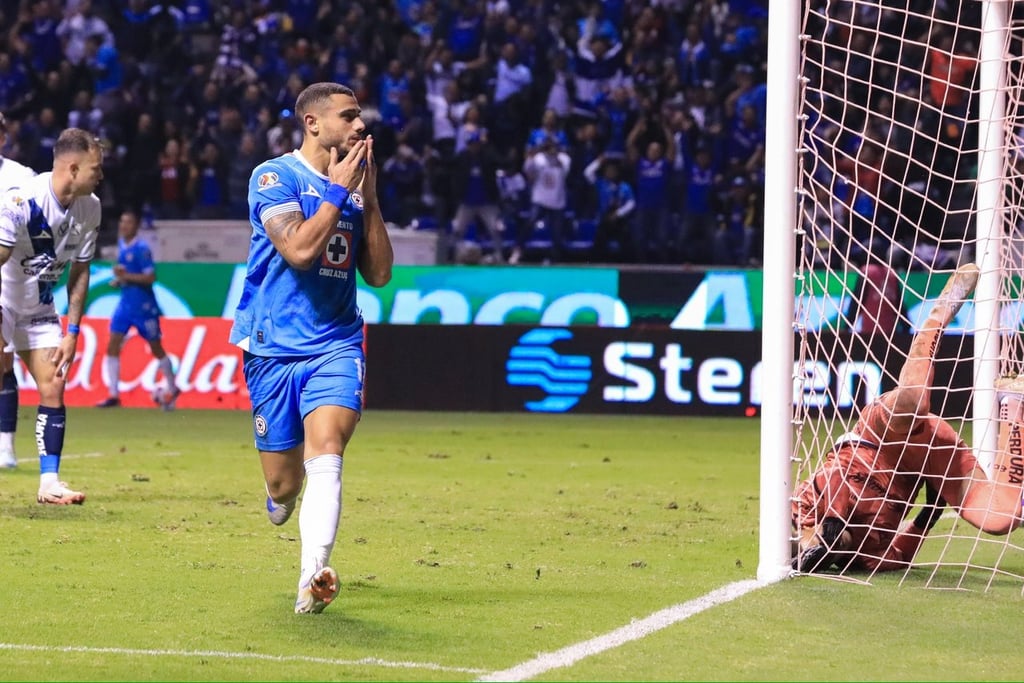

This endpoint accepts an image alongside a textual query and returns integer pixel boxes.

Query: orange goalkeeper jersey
[793,402,976,571]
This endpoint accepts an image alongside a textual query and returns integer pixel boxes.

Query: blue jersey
[230,151,365,357]
[115,236,158,312]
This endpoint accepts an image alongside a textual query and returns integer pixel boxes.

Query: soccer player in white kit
[0,128,103,504]
[0,112,36,469]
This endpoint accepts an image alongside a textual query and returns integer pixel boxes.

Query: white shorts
[1,303,62,353]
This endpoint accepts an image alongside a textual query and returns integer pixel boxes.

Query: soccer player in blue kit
[230,82,394,614]
[96,209,179,409]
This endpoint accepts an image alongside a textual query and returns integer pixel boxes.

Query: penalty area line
[477,579,763,682]
[0,642,487,675]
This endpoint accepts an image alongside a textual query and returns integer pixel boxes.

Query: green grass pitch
[2,408,1024,681]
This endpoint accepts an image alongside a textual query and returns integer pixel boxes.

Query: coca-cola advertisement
[18,317,248,410]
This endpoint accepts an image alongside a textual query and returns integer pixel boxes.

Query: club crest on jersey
[319,232,351,278]
[256,172,280,190]
[254,414,268,437]
[350,191,363,209]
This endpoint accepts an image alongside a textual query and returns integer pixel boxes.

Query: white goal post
[759,0,1024,588]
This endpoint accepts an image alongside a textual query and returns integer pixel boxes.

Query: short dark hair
[53,128,101,160]
[294,82,355,119]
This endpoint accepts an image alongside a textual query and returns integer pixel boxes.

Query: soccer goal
[759,0,1024,589]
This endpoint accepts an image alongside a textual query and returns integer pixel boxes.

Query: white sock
[158,356,176,390]
[298,454,343,583]
[40,472,58,489]
[104,356,120,398]
[0,431,14,452]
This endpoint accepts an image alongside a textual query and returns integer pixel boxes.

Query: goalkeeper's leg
[874,263,978,436]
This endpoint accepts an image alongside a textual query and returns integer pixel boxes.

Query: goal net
[774,0,1024,590]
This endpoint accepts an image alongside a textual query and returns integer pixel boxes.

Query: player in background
[96,209,179,410]
[0,128,103,504]
[230,82,393,613]
[793,263,1024,573]
[0,112,36,468]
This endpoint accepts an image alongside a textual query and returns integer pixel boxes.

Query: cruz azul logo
[505,328,591,412]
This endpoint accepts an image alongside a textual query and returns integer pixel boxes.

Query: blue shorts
[110,303,162,341]
[242,342,365,452]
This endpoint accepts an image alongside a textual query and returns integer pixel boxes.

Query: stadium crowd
[0,0,769,266]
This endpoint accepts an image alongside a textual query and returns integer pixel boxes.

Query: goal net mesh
[792,0,1024,590]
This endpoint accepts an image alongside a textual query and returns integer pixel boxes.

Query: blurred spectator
[381,144,426,229]
[527,109,569,153]
[56,0,113,67]
[541,49,574,121]
[83,34,121,112]
[713,176,760,266]
[678,22,712,90]
[595,86,635,160]
[629,135,676,264]
[190,140,228,219]
[156,138,192,219]
[21,105,60,171]
[490,41,533,153]
[267,109,302,157]
[585,155,636,263]
[66,89,103,135]
[850,260,902,336]
[377,58,410,128]
[572,30,629,120]
[513,135,571,264]
[226,131,264,219]
[0,53,32,118]
[123,111,162,213]
[679,145,720,264]
[726,103,765,178]
[14,0,64,74]
[447,128,505,263]
[0,0,776,265]
[567,120,603,220]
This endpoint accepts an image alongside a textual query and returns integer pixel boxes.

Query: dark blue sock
[36,405,65,474]
[0,370,18,432]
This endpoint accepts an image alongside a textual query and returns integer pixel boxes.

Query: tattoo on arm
[264,211,305,246]
[66,262,90,320]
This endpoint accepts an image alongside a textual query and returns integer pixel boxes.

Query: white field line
[6,451,107,466]
[4,450,181,467]
[477,579,764,682]
[0,642,487,675]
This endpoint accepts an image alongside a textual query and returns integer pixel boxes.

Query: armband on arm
[323,184,349,210]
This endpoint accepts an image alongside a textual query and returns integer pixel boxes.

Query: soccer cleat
[266,495,296,526]
[294,566,340,614]
[0,450,15,469]
[37,481,86,505]
[160,387,181,412]
[96,397,121,408]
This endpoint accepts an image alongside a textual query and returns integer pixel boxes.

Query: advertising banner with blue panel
[364,325,974,417]
[74,264,980,333]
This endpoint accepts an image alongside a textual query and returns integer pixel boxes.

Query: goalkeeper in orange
[792,263,1024,573]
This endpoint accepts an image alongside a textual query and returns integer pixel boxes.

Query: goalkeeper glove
[791,516,847,573]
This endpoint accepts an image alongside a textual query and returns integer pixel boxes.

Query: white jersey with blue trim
[0,156,36,192]
[0,172,101,310]
[230,150,365,356]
